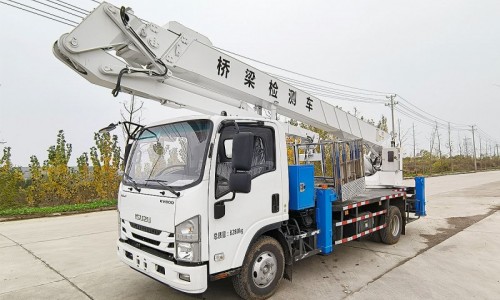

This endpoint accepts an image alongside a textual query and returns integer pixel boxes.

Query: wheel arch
[245,222,293,280]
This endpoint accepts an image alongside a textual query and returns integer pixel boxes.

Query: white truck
[53,3,426,299]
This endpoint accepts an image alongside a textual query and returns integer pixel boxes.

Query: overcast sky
[1,0,499,166]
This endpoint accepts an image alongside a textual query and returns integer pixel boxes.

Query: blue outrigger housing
[315,188,337,254]
[415,176,427,217]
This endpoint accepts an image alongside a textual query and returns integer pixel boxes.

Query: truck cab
[117,115,289,293]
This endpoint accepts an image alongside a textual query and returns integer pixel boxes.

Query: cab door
[207,121,284,274]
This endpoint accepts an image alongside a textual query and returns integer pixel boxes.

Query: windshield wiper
[123,173,141,192]
[145,179,180,197]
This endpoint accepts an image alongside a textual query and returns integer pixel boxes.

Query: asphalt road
[1,171,500,299]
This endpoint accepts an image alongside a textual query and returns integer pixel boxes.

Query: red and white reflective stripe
[342,200,370,211]
[334,224,387,245]
[335,209,387,227]
[379,192,405,201]
[342,192,406,211]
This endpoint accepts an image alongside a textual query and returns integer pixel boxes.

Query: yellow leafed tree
[90,132,121,199]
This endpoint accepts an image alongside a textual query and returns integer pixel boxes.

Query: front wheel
[232,236,284,300]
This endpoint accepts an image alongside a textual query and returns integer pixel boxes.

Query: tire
[380,206,402,245]
[232,236,285,300]
[369,226,381,243]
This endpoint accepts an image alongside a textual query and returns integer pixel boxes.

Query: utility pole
[385,94,398,147]
[447,122,452,158]
[478,135,482,159]
[496,144,499,157]
[412,123,416,158]
[435,122,441,159]
[464,137,470,157]
[471,125,477,171]
[457,132,462,156]
[398,119,401,147]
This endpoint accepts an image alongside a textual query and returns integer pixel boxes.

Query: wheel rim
[252,251,277,288]
[390,214,400,236]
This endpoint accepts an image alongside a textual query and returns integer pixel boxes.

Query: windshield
[125,119,213,190]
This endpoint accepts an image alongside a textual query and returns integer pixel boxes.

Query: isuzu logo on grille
[135,214,151,223]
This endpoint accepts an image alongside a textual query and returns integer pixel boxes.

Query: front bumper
[117,240,208,294]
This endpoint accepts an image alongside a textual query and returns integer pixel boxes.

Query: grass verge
[0,199,117,217]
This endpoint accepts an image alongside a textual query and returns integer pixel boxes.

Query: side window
[223,139,233,159]
[215,125,276,198]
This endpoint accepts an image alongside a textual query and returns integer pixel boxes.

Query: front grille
[132,233,161,246]
[123,239,174,261]
[129,222,162,235]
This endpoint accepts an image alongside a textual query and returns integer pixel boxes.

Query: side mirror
[230,132,253,194]
[214,132,254,220]
[99,123,118,134]
[229,172,251,193]
[214,202,226,220]
[231,132,254,171]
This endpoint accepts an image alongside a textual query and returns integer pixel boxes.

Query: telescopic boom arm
[53,2,388,149]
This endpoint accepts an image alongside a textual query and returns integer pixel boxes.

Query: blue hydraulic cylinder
[415,176,427,216]
[315,188,337,255]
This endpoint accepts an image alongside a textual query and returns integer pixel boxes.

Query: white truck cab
[117,115,289,293]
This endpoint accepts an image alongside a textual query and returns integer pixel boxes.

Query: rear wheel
[369,224,381,242]
[380,206,402,245]
[232,236,284,300]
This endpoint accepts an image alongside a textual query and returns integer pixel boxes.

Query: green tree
[90,132,121,199]
[377,115,388,132]
[0,147,25,209]
[75,152,96,202]
[26,155,44,206]
[42,130,74,205]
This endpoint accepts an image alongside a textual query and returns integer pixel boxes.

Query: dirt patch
[420,205,500,250]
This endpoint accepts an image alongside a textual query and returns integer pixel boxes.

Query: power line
[55,0,90,13]
[397,102,469,131]
[275,77,387,103]
[398,103,450,129]
[215,46,394,95]
[1,0,76,26]
[395,107,446,129]
[215,47,482,135]
[396,106,446,129]
[304,89,387,104]
[46,0,89,15]
[30,0,85,18]
[90,0,100,4]
[397,94,469,128]
[271,73,388,100]
[477,127,498,144]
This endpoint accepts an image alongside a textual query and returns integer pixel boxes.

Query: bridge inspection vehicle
[53,3,427,299]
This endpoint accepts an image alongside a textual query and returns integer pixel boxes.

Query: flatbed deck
[332,188,406,212]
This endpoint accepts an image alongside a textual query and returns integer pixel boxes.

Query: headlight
[175,216,201,262]
[177,242,194,261]
[175,215,200,242]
